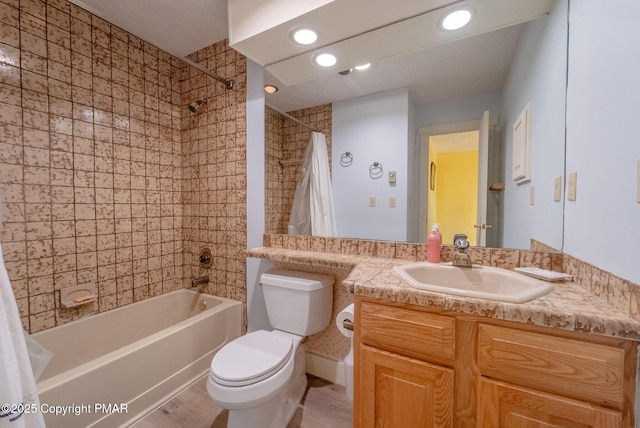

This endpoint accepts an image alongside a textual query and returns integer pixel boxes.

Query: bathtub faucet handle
[199,248,213,269]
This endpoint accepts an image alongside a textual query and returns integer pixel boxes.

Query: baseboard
[305,351,345,386]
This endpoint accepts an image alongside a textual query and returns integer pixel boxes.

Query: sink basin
[392,262,553,303]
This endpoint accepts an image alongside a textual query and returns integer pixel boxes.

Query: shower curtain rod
[181,57,234,90]
[266,103,320,133]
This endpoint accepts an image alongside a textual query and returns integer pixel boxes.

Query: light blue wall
[500,0,567,250]
[564,0,640,284]
[414,90,502,128]
[406,96,418,242]
[245,59,273,332]
[332,88,410,241]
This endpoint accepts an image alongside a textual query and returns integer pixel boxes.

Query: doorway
[427,131,479,246]
[418,111,491,246]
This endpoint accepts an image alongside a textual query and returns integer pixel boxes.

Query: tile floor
[131,374,353,428]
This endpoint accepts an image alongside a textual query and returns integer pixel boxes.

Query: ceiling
[265,23,522,112]
[68,0,550,113]
[431,131,479,154]
[68,0,229,58]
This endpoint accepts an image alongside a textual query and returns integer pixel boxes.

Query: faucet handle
[199,248,213,269]
[453,234,470,251]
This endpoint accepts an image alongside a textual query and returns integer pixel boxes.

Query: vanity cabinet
[477,323,626,427]
[359,345,453,427]
[356,301,456,427]
[477,377,622,427]
[354,297,637,428]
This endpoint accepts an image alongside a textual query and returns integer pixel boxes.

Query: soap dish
[513,267,573,282]
[61,283,97,308]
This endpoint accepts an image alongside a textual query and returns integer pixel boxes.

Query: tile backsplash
[263,233,640,322]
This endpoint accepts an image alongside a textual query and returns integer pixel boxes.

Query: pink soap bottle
[427,225,442,263]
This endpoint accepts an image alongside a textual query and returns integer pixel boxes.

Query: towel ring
[369,161,383,179]
[340,151,353,167]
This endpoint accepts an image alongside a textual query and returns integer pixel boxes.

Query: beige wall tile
[0,0,188,332]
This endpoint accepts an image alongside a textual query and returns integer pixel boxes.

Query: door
[358,344,453,428]
[477,377,622,428]
[418,111,490,244]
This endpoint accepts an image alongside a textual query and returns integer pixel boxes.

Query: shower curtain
[288,132,337,236]
[0,204,45,427]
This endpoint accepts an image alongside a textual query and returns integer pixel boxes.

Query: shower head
[188,99,207,113]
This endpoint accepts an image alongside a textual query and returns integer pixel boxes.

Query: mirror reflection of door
[419,111,491,246]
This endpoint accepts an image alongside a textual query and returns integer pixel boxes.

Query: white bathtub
[32,289,242,428]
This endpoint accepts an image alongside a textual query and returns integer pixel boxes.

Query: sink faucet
[191,276,209,288]
[452,234,472,268]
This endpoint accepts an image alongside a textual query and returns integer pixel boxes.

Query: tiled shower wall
[265,106,284,234]
[0,0,247,332]
[180,43,248,312]
[264,104,332,235]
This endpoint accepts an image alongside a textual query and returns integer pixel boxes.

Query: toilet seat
[211,330,293,387]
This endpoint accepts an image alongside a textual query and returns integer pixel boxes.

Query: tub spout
[191,276,209,288]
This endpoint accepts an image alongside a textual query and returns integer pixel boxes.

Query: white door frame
[476,111,490,246]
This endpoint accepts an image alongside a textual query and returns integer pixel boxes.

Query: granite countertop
[247,247,640,341]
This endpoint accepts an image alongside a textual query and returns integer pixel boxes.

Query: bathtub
[32,289,242,428]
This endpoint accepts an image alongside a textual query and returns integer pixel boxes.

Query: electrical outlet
[389,196,396,207]
[553,176,562,202]
[567,172,577,201]
[369,196,376,207]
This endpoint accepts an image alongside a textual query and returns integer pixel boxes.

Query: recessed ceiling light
[264,84,278,94]
[354,63,371,71]
[441,8,473,31]
[315,53,337,67]
[291,28,318,45]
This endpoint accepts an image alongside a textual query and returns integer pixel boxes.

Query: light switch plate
[553,176,562,202]
[567,172,577,201]
[530,186,535,205]
[369,196,376,207]
[389,196,396,208]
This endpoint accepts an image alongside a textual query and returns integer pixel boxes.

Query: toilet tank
[260,268,334,336]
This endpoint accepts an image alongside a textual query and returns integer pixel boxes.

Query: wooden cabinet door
[359,344,453,428]
[477,377,622,428]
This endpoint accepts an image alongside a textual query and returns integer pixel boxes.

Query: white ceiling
[265,23,522,112]
[68,0,549,113]
[431,131,479,153]
[68,0,229,58]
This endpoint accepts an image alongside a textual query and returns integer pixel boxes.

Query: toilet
[207,268,334,428]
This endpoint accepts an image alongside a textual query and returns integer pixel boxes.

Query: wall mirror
[263,0,568,251]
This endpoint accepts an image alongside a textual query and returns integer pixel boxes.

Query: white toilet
[207,268,334,428]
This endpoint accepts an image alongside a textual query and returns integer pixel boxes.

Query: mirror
[264,0,568,251]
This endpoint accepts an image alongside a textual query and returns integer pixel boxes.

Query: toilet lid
[211,331,293,387]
